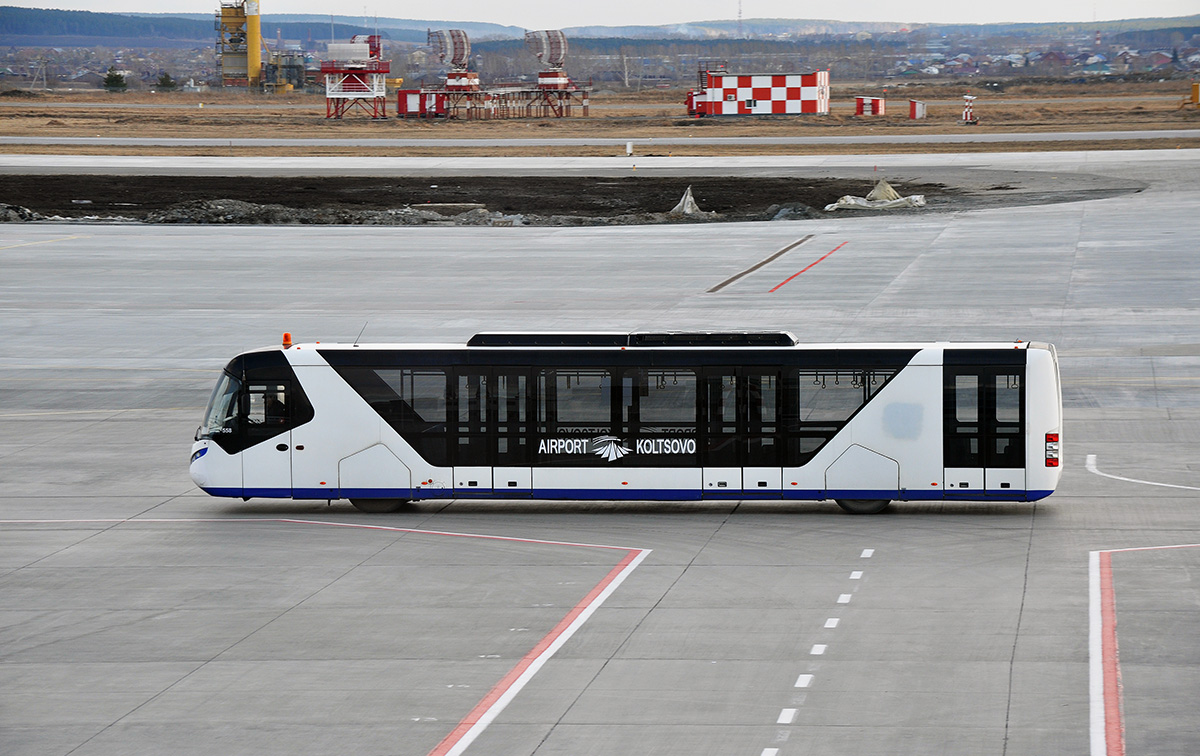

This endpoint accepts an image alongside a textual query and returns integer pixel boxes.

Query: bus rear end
[1024,342,1063,499]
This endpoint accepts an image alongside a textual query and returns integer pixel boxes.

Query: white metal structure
[190,332,1062,514]
[324,71,387,99]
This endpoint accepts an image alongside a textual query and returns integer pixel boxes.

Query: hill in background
[2,6,1199,47]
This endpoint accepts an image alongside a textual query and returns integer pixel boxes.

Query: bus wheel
[350,498,408,513]
[836,499,891,515]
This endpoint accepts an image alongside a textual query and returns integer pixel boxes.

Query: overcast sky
[38,1,1199,30]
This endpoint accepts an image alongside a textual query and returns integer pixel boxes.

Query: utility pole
[31,60,47,90]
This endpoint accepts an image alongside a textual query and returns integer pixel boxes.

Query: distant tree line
[1111,26,1200,49]
[0,7,208,38]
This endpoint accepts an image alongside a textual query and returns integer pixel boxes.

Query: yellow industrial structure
[217,0,262,87]
[1180,82,1200,110]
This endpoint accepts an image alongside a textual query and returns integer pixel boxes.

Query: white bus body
[190,333,1062,514]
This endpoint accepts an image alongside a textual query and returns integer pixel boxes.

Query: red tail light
[1045,433,1060,467]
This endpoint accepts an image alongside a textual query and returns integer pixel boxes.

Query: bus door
[742,369,783,496]
[700,369,783,497]
[240,380,293,498]
[702,371,742,494]
[452,369,492,496]
[944,359,1026,496]
[491,369,532,496]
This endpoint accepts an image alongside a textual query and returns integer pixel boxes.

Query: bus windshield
[198,371,241,440]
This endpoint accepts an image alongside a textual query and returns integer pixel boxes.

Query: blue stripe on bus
[293,488,340,499]
[205,486,1056,504]
[337,488,413,499]
[529,488,699,501]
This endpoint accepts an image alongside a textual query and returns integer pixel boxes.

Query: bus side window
[945,374,981,467]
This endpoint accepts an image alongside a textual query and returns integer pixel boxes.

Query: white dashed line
[764,551,876,755]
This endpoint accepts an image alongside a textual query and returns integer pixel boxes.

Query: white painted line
[761,749,780,756]
[434,548,651,756]
[0,518,649,756]
[850,571,863,579]
[1086,453,1200,491]
[777,708,797,724]
[794,674,814,688]
[861,549,874,558]
[1088,542,1200,756]
[825,618,840,628]
[837,593,852,604]
[811,644,827,655]
[1089,550,1106,756]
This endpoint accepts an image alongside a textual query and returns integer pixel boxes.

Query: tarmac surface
[2,149,1200,756]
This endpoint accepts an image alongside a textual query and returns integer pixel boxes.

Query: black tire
[836,499,891,515]
[349,498,408,513]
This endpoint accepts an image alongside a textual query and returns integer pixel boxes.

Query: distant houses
[887,43,1197,78]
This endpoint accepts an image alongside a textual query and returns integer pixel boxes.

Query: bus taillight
[1045,433,1060,467]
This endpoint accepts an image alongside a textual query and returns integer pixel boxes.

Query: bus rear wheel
[350,498,409,514]
[836,499,891,515]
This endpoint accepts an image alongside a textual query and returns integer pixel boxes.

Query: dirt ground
[0,81,1192,224]
[0,174,949,222]
[1,81,1198,156]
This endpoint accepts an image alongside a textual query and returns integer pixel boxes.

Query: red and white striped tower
[962,94,978,125]
[526,30,582,116]
[398,28,589,121]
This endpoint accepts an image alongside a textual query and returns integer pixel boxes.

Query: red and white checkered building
[687,70,829,116]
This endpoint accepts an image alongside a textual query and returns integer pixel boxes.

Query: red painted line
[3,517,649,756]
[1099,550,1125,756]
[1094,544,1200,755]
[768,241,848,292]
[426,548,643,756]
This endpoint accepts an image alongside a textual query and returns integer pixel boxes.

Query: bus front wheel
[350,498,409,513]
[836,499,891,515]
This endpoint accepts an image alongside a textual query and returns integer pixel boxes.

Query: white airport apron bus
[190,332,1063,514]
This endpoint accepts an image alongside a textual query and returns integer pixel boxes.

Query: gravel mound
[0,204,44,222]
[137,198,820,226]
[0,197,825,226]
